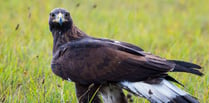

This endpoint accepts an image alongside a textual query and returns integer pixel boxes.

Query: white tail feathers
[120,79,198,103]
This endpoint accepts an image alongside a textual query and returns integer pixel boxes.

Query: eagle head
[49,8,73,32]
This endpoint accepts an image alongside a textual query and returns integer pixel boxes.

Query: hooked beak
[53,13,64,25]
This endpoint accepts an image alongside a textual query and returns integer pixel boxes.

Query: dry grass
[0,0,208,102]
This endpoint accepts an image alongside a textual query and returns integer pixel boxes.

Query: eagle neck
[52,25,88,54]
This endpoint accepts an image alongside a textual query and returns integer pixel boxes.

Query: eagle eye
[50,13,55,18]
[65,13,69,17]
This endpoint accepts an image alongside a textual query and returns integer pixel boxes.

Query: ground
[0,0,208,102]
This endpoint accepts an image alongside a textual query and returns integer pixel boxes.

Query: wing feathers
[94,38,144,51]
[145,56,174,72]
[65,38,145,56]
[168,60,203,76]
[169,60,201,69]
[53,37,202,84]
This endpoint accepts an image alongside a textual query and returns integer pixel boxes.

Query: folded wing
[51,38,202,84]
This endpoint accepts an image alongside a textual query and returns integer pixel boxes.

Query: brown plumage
[49,8,203,103]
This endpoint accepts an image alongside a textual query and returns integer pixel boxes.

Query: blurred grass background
[0,0,208,102]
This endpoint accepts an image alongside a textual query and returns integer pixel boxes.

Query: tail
[120,79,199,103]
[169,60,203,76]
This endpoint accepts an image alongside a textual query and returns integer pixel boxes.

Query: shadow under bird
[49,8,203,103]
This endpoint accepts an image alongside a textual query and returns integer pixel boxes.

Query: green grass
[0,0,209,102]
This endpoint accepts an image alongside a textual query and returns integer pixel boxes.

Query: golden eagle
[49,8,202,103]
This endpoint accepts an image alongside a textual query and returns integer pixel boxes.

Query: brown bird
[49,8,203,103]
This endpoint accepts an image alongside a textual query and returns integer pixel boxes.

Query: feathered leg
[75,83,101,103]
[100,83,128,103]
